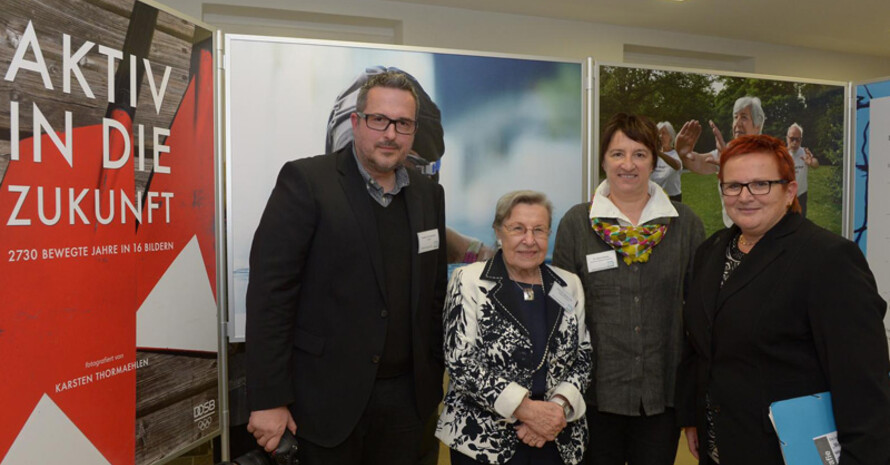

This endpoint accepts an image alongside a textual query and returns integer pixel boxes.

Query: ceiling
[391,0,890,57]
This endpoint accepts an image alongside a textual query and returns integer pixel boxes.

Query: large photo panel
[225,36,586,340]
[597,63,847,238]
[0,1,219,464]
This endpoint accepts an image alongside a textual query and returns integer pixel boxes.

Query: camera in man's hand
[221,430,299,465]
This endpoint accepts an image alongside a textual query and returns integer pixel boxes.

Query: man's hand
[804,148,820,168]
[247,406,298,452]
[684,426,700,460]
[512,397,566,441]
[515,423,548,448]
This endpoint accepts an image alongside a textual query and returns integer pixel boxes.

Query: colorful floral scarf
[590,217,669,265]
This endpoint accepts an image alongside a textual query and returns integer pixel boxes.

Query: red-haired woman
[677,134,890,464]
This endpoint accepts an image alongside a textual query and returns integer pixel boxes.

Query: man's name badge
[548,284,574,312]
[417,229,439,254]
[586,250,618,273]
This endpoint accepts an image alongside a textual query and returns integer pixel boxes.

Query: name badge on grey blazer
[586,250,618,273]
[417,229,439,253]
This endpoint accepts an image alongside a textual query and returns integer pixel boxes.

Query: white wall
[157,0,890,82]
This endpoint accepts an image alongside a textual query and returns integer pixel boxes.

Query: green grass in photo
[804,165,842,235]
[679,165,842,239]
[680,173,725,238]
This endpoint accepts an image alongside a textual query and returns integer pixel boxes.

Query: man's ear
[350,112,360,130]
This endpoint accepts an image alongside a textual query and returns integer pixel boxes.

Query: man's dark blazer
[245,147,447,446]
[676,213,890,465]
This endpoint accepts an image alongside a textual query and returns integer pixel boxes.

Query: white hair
[733,96,766,131]
[788,122,803,137]
[657,121,676,148]
[492,190,553,230]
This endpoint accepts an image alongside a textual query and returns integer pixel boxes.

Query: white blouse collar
[588,180,678,226]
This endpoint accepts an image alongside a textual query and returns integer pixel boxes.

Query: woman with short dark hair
[553,113,705,465]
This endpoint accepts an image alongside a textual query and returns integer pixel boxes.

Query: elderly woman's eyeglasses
[720,180,788,196]
[356,112,417,135]
[503,224,550,239]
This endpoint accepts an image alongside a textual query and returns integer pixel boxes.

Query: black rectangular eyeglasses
[356,112,417,135]
[720,180,788,196]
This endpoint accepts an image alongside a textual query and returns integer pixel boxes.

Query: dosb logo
[194,399,216,419]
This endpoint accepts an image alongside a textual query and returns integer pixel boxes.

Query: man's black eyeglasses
[720,180,789,196]
[357,112,417,135]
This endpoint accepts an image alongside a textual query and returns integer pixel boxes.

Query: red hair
[719,134,801,213]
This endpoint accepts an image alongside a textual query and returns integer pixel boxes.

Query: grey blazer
[552,200,704,416]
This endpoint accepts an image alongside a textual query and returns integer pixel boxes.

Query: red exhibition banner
[0,1,217,464]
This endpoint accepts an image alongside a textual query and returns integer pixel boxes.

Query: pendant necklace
[520,286,535,301]
[512,267,543,301]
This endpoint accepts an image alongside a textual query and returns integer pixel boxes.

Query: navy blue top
[512,282,548,397]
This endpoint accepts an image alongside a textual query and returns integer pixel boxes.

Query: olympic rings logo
[197,417,212,430]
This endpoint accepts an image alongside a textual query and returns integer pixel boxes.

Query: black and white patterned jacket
[435,252,592,464]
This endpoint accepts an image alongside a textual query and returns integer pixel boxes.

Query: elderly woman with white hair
[437,190,592,465]
[676,95,768,226]
[653,121,683,202]
[675,96,767,175]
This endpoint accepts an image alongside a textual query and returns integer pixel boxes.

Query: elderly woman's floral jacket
[435,252,592,464]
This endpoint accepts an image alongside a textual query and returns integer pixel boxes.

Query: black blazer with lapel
[677,213,890,465]
[245,147,447,446]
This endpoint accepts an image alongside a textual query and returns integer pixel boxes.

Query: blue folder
[769,391,839,465]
